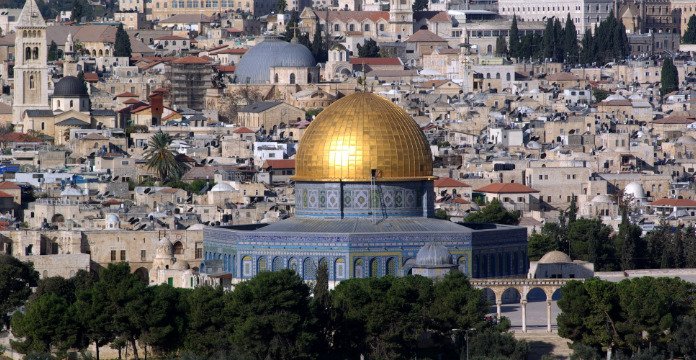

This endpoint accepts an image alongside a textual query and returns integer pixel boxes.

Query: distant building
[167,56,213,111]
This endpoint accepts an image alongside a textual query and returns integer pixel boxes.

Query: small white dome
[416,243,452,267]
[155,237,173,258]
[591,195,612,204]
[539,250,572,264]
[624,182,645,199]
[628,94,643,101]
[105,213,120,229]
[210,182,234,192]
[187,223,205,230]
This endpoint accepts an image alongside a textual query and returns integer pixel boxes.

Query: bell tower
[389,0,413,41]
[12,0,50,129]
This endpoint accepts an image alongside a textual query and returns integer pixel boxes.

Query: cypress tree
[579,29,593,65]
[553,18,565,62]
[114,24,132,58]
[311,21,326,62]
[542,18,555,60]
[684,15,696,44]
[564,14,579,64]
[495,35,508,57]
[660,58,679,95]
[509,15,520,58]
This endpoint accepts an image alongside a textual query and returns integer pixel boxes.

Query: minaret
[12,0,50,130]
[63,33,78,76]
[389,0,413,41]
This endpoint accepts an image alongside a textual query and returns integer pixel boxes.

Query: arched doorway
[134,267,149,284]
[173,241,183,255]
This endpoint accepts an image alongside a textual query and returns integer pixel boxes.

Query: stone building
[237,101,305,130]
[498,0,613,35]
[167,56,213,111]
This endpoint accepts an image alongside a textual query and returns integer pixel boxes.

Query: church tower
[12,0,50,129]
[63,33,79,77]
[389,0,413,41]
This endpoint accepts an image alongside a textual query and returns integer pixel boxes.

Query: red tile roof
[83,72,98,82]
[233,127,255,134]
[155,35,189,41]
[0,182,20,190]
[406,29,447,43]
[0,132,43,143]
[653,115,696,125]
[434,177,471,187]
[124,98,143,104]
[210,48,247,55]
[313,9,388,23]
[214,65,236,73]
[0,190,14,198]
[649,198,696,207]
[116,91,138,97]
[262,159,295,170]
[475,183,539,194]
[349,57,402,66]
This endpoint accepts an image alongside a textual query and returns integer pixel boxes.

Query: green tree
[580,29,594,64]
[567,218,616,270]
[564,14,579,64]
[144,131,185,182]
[275,0,286,13]
[528,230,557,261]
[114,24,132,58]
[0,255,39,328]
[47,41,60,61]
[567,195,578,223]
[465,198,520,225]
[312,261,331,359]
[553,18,565,62]
[11,293,84,358]
[76,282,115,360]
[412,0,427,11]
[592,88,609,103]
[140,285,186,356]
[683,15,696,44]
[225,269,318,360]
[181,286,229,357]
[282,11,299,42]
[615,207,642,270]
[660,58,679,96]
[76,70,89,95]
[509,15,520,58]
[543,18,556,60]
[311,21,327,63]
[357,38,380,58]
[495,35,508,57]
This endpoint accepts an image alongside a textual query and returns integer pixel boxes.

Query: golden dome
[294,92,433,182]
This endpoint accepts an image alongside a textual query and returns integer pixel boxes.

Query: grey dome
[53,76,88,97]
[234,37,316,84]
[416,243,452,266]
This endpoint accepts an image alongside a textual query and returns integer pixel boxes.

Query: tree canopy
[144,131,186,182]
[683,15,696,44]
[465,198,520,225]
[0,255,39,329]
[357,38,380,58]
[114,24,132,58]
[660,58,679,96]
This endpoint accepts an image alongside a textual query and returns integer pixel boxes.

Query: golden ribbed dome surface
[294,92,433,182]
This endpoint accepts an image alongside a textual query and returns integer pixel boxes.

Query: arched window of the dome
[369,258,379,277]
[29,75,35,89]
[272,256,283,271]
[242,255,252,277]
[386,258,396,276]
[289,73,296,84]
[354,258,364,278]
[302,258,316,280]
[258,256,267,272]
[25,47,31,61]
[334,258,345,280]
[273,73,278,83]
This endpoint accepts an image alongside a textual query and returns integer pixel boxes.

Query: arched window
[274,73,278,83]
[288,257,298,272]
[496,72,501,79]
[364,24,370,31]
[69,100,74,108]
[506,73,511,81]
[272,256,283,271]
[25,47,31,61]
[487,44,492,54]
[334,24,339,31]
[29,75,35,89]
[385,257,396,276]
[57,100,61,107]
[257,256,267,272]
[41,122,45,130]
[334,258,345,279]
[354,258,364,278]
[369,258,379,277]
[289,73,296,84]
[22,30,27,37]
[242,255,253,277]
[33,47,38,59]
[173,241,183,254]
[307,72,312,83]
[302,258,316,280]
[349,24,355,31]
[98,49,103,56]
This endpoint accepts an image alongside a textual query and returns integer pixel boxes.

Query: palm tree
[143,131,184,182]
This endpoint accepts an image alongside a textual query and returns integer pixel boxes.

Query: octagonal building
[203,93,528,284]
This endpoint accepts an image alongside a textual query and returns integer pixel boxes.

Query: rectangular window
[195,243,202,259]
[111,250,116,261]
[120,250,126,261]
[141,250,146,261]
